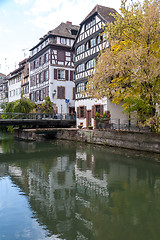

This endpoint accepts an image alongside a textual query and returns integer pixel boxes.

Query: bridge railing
[0,112,76,120]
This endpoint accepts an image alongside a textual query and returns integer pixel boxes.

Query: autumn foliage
[86,0,160,130]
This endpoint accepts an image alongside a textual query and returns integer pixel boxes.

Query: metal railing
[0,112,76,120]
[97,118,151,132]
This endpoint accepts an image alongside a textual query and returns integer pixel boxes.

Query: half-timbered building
[29,22,79,115]
[8,58,28,103]
[74,5,127,128]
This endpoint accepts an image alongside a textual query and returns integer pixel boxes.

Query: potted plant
[95,111,111,129]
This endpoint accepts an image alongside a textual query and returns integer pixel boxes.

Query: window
[86,59,95,70]
[30,93,33,101]
[86,41,90,50]
[86,18,95,30]
[44,70,48,81]
[90,38,96,48]
[39,57,42,66]
[76,64,85,73]
[57,86,65,99]
[39,90,43,101]
[58,70,65,80]
[66,57,71,61]
[86,38,96,50]
[36,74,39,84]
[76,44,85,55]
[96,105,101,113]
[97,35,103,44]
[61,38,66,44]
[66,52,71,56]
[44,53,49,63]
[76,82,85,93]
[39,72,43,83]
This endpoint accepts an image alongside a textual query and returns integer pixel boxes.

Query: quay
[13,128,160,154]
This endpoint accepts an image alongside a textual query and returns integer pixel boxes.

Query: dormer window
[71,29,77,35]
[86,18,96,30]
[61,38,66,44]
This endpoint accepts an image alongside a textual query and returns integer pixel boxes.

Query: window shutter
[42,88,45,98]
[33,91,35,101]
[72,87,75,100]
[92,105,95,118]
[77,107,79,118]
[37,91,39,101]
[57,50,65,61]
[70,71,73,81]
[30,62,33,70]
[47,69,49,80]
[100,105,103,115]
[65,70,68,81]
[62,86,65,99]
[71,53,73,62]
[39,90,41,100]
[84,106,87,118]
[42,55,44,65]
[46,87,49,97]
[57,87,60,99]
[36,74,39,84]
[54,69,57,80]
[42,72,45,82]
[33,76,35,86]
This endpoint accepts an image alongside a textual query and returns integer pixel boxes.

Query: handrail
[0,112,76,120]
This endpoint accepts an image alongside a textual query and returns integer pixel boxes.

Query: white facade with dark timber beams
[29,22,79,115]
[74,5,128,128]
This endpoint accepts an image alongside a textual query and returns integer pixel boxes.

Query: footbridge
[0,113,76,128]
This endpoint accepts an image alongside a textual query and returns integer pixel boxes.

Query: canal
[0,134,160,240]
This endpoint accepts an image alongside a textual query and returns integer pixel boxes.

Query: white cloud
[27,0,122,31]
[2,9,6,15]
[14,0,31,4]
[4,29,12,33]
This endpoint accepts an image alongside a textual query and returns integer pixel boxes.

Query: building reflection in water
[0,141,160,240]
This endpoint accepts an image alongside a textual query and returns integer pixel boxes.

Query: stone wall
[56,129,160,153]
[14,128,160,153]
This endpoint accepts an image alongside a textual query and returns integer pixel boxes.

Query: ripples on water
[0,135,160,240]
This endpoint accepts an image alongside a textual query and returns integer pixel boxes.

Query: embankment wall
[14,128,160,153]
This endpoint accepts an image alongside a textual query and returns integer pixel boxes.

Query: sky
[0,0,127,74]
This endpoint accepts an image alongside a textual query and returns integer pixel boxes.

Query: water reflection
[0,138,160,240]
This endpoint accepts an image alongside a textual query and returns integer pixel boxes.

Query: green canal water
[0,134,160,240]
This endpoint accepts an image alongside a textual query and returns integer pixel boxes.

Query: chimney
[66,21,72,25]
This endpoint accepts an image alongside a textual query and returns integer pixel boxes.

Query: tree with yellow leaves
[86,0,160,129]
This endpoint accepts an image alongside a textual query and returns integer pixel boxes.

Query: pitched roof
[81,4,117,24]
[0,73,6,84]
[30,22,79,51]
[0,73,6,78]
[50,22,79,39]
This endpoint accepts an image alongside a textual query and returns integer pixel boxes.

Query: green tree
[13,98,35,113]
[4,98,35,114]
[36,97,54,114]
[87,0,160,127]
